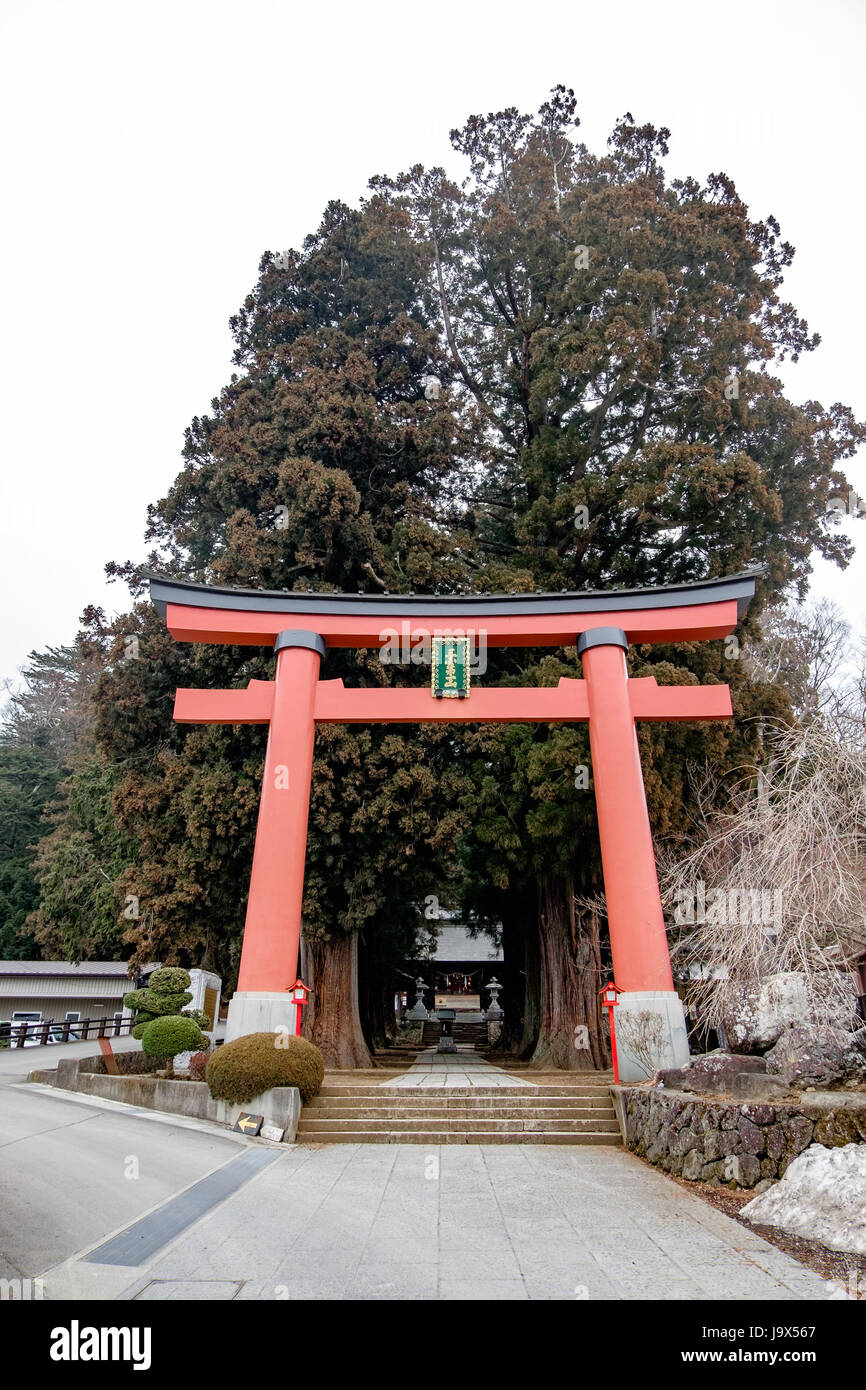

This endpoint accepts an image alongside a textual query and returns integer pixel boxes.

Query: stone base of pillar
[224,991,298,1044]
[614,990,690,1082]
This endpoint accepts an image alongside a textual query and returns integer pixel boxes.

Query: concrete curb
[50,1058,301,1141]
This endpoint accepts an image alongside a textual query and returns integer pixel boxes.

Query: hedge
[140,1015,209,1061]
[205,1032,324,1105]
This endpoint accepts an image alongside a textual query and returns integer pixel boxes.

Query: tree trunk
[300,929,371,1069]
[496,893,538,1056]
[520,904,541,1060]
[381,979,397,1042]
[529,873,609,1071]
[497,913,523,1054]
[357,933,377,1053]
[356,935,396,1056]
[365,978,388,1054]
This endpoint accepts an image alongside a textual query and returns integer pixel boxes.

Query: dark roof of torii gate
[146,568,762,621]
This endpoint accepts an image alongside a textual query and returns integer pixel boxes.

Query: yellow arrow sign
[235,1113,263,1134]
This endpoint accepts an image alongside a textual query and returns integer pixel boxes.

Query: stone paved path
[44,1137,834,1301]
[381,1044,535,1089]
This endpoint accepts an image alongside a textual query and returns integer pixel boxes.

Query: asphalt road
[0,1074,239,1281]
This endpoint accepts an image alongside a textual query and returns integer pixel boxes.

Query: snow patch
[742,1143,866,1254]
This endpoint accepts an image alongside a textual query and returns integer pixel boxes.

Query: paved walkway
[37,1125,832,1301]
[5,1061,841,1302]
[381,1045,535,1089]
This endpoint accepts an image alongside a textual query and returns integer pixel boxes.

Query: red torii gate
[148,569,758,1076]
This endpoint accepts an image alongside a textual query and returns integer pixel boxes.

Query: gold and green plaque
[431,635,470,700]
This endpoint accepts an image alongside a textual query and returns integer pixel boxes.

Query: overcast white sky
[1,0,864,691]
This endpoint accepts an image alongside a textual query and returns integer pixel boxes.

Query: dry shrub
[188,1051,211,1082]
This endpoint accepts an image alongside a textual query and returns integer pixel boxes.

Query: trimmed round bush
[140,1015,209,1074]
[205,1032,324,1105]
[144,990,193,1016]
[123,988,156,1013]
[132,1012,159,1039]
[147,967,192,994]
[183,1008,212,1030]
[131,998,191,1031]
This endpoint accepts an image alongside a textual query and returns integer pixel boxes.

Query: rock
[723,972,859,1053]
[766,1025,866,1089]
[736,1153,762,1188]
[682,1149,704,1181]
[765,1125,785,1163]
[813,1111,861,1148]
[697,1106,722,1133]
[729,1073,789,1100]
[737,1116,765,1155]
[741,1143,866,1254]
[656,1050,767,1094]
[739,1104,775,1125]
[781,1114,814,1156]
[670,1126,703,1157]
[722,973,811,1052]
[754,1178,776,1193]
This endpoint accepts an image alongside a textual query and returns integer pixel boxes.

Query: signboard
[431,636,470,700]
[233,1113,263,1135]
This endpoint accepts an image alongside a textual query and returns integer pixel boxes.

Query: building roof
[0,961,153,977]
[428,927,503,963]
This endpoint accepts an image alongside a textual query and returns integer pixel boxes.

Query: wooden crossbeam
[173,676,731,726]
[173,679,275,724]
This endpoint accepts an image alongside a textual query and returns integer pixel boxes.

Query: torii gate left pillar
[226,631,325,1042]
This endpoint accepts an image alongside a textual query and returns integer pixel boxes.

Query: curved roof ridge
[144,567,763,621]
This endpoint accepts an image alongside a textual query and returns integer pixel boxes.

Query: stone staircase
[297,1076,620,1145]
[420,1020,488,1047]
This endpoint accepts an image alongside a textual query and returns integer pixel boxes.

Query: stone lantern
[486,977,504,1045]
[407,976,430,1021]
[486,977,504,1020]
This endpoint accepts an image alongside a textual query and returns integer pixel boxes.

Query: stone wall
[612,1085,866,1188]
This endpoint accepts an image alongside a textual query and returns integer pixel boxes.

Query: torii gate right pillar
[579,627,689,1079]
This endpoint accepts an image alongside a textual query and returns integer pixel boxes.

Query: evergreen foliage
[9,88,862,1067]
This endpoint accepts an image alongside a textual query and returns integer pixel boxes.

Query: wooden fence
[0,1015,134,1048]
